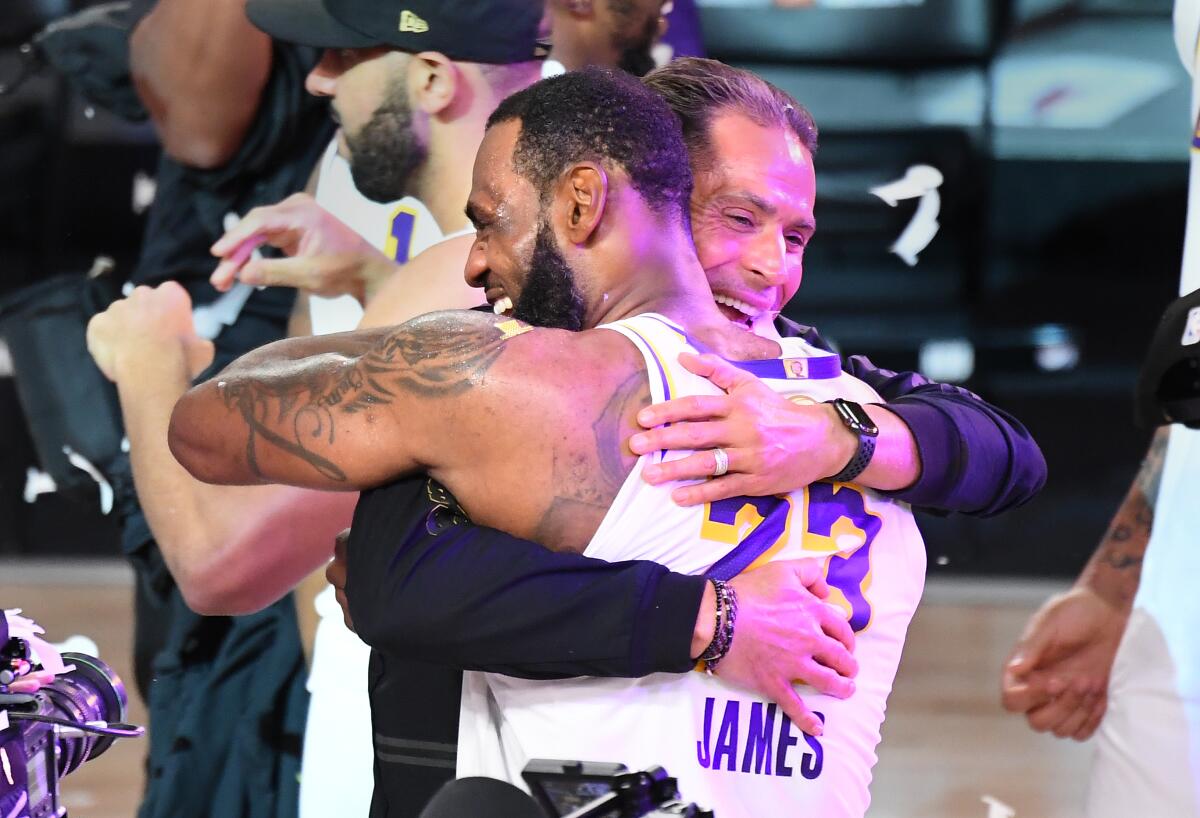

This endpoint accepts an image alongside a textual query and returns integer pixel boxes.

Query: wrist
[361,252,400,305]
[822,403,859,478]
[114,339,190,385]
[1076,570,1137,614]
[690,580,717,660]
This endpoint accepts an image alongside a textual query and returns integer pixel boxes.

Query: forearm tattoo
[1088,427,1170,607]
[220,314,513,482]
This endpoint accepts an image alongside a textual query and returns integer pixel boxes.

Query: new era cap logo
[1182,306,1200,346]
[399,10,429,33]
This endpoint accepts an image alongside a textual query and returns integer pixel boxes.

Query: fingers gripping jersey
[457,314,927,818]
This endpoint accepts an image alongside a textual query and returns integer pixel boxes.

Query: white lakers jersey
[309,139,446,334]
[457,314,927,818]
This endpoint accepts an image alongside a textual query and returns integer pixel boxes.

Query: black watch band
[825,398,879,483]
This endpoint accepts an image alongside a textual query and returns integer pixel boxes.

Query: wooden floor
[0,561,1093,818]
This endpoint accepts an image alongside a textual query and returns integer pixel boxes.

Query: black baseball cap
[246,0,548,64]
[1137,285,1200,430]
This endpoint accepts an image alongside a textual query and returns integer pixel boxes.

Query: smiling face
[690,111,816,328]
[464,119,587,329]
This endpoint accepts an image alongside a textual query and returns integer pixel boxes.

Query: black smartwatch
[824,398,879,483]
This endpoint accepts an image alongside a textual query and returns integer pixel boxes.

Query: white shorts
[299,585,375,818]
[1086,606,1200,817]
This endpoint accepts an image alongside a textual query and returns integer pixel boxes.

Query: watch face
[835,400,879,436]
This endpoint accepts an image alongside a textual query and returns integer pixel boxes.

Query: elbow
[168,393,224,483]
[175,554,266,617]
[179,577,263,617]
[158,525,265,616]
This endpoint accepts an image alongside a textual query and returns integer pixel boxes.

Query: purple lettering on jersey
[799,712,825,780]
[697,697,715,769]
[808,482,881,632]
[705,495,791,581]
[740,702,775,775]
[775,714,799,778]
[389,210,416,263]
[696,697,823,779]
[713,700,740,772]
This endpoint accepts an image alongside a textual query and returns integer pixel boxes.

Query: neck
[412,119,488,235]
[587,227,729,331]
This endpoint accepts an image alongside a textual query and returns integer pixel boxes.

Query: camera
[522,760,714,818]
[0,608,143,818]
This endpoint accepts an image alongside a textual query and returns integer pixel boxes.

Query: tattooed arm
[1075,426,1167,608]
[169,310,518,490]
[1000,427,1169,741]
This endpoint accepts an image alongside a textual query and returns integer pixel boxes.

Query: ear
[407,51,458,115]
[555,162,609,245]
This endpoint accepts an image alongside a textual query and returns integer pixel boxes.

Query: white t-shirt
[1087,6,1200,814]
[457,314,926,818]
[308,139,447,334]
[1137,0,1200,727]
[300,139,446,818]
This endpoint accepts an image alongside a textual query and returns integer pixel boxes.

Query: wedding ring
[712,447,730,478]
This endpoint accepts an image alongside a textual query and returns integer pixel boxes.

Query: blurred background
[0,0,1187,816]
[0,0,1185,576]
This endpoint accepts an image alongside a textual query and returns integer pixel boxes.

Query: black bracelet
[711,582,738,672]
[700,579,738,672]
[699,579,724,663]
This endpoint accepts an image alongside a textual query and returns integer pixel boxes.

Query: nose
[464,238,489,290]
[305,50,340,97]
[744,230,788,288]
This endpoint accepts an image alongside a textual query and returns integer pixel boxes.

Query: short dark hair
[486,67,692,225]
[643,57,819,173]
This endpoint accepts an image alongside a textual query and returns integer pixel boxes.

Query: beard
[343,79,427,204]
[513,221,588,331]
[611,4,659,77]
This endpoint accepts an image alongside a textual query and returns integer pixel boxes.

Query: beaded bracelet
[700,579,739,672]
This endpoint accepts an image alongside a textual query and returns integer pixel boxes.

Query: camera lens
[38,652,129,776]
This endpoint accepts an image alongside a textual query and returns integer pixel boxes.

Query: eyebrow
[723,191,817,232]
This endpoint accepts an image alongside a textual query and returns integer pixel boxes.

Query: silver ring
[711,447,730,478]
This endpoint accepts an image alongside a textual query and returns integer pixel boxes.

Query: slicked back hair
[485,67,692,227]
[643,57,818,175]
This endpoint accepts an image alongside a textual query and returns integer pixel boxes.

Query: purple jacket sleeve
[776,317,1047,516]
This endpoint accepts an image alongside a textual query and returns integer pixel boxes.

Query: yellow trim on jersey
[383,203,422,262]
[618,321,680,408]
[495,319,533,340]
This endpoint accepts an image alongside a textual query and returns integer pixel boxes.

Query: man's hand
[327,528,354,633]
[710,559,857,737]
[210,193,396,303]
[86,282,214,383]
[1000,586,1129,741]
[630,352,853,506]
